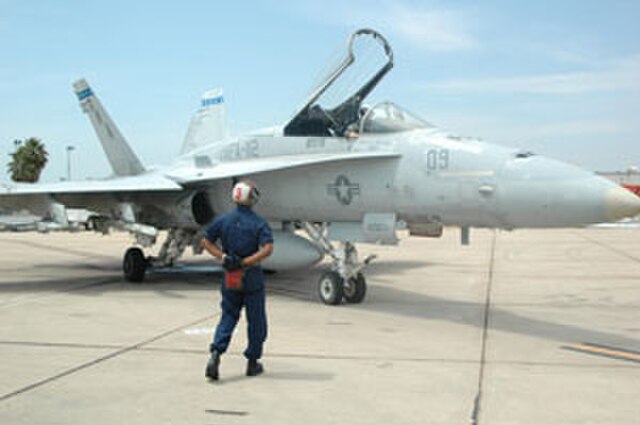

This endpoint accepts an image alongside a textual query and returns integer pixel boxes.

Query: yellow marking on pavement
[564,343,640,364]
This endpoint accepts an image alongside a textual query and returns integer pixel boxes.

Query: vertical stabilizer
[180,88,228,155]
[73,79,145,176]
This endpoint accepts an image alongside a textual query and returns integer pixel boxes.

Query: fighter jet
[2,29,639,305]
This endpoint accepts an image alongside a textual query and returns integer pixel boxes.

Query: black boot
[205,350,221,381]
[246,359,264,377]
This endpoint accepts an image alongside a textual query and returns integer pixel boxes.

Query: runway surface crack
[573,231,640,264]
[0,276,121,309]
[470,230,497,425]
[0,314,216,403]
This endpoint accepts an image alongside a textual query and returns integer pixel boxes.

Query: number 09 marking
[425,149,450,171]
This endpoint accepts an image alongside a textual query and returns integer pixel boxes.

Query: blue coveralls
[204,205,274,360]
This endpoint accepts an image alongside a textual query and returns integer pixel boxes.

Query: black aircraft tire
[123,247,147,283]
[318,271,344,305]
[344,273,366,304]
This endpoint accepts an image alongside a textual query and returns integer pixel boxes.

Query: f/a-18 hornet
[2,29,639,305]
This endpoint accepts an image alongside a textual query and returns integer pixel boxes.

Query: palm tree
[7,138,49,182]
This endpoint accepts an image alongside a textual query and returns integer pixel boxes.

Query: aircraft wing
[0,151,399,222]
[0,174,183,218]
[0,174,182,196]
[171,151,400,185]
[0,151,397,200]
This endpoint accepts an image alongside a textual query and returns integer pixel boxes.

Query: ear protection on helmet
[232,181,260,205]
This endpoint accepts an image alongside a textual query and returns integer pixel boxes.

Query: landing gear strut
[303,223,375,305]
[122,228,202,282]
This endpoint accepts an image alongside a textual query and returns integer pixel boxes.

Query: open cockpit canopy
[284,29,394,137]
[360,102,432,134]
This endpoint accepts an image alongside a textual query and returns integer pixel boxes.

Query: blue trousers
[210,286,267,360]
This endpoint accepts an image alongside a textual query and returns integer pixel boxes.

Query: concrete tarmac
[0,228,638,424]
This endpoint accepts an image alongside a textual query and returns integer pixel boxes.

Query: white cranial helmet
[232,181,259,205]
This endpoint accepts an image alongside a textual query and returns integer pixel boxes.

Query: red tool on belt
[225,269,244,290]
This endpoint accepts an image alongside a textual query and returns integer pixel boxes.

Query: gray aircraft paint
[1,29,639,293]
[170,126,629,229]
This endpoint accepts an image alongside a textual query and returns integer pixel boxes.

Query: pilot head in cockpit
[345,103,371,140]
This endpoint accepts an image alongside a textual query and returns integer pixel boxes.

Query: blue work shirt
[204,205,274,292]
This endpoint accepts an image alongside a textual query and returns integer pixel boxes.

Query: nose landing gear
[318,271,344,305]
[343,272,367,304]
[303,222,375,305]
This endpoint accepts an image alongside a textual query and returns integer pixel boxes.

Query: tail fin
[73,79,145,176]
[180,88,228,155]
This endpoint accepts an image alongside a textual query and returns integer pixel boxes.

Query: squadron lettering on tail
[181,88,229,155]
[73,79,145,176]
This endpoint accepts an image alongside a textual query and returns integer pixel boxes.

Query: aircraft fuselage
[167,128,632,231]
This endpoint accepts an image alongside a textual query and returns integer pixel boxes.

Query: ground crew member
[201,181,274,380]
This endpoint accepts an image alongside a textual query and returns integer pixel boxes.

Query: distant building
[597,168,640,197]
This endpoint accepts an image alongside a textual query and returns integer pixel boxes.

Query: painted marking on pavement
[563,342,640,364]
[183,327,215,336]
[205,409,248,416]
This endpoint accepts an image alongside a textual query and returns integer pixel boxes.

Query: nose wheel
[317,271,367,305]
[318,271,344,305]
[302,222,374,306]
[343,272,367,304]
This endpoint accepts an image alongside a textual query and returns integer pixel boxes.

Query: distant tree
[7,138,49,182]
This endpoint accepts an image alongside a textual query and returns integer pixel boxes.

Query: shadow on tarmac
[209,371,335,386]
[1,260,638,351]
[365,285,640,351]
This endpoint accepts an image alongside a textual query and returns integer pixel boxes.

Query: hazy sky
[1,0,639,182]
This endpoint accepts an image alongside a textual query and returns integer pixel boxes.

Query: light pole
[66,145,75,181]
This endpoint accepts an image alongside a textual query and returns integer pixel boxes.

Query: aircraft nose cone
[604,186,640,221]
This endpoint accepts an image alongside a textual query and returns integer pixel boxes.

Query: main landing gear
[303,223,375,305]
[123,247,146,282]
[122,228,202,282]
